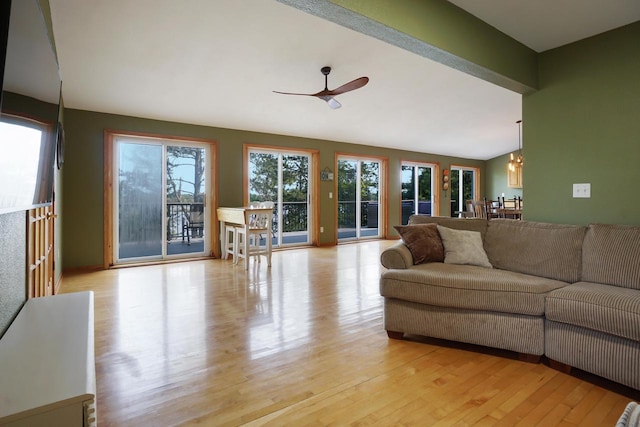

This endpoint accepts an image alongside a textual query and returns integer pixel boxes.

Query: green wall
[523,22,640,225]
[62,109,483,269]
[485,153,523,202]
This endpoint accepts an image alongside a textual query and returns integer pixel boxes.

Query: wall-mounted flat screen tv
[0,0,62,215]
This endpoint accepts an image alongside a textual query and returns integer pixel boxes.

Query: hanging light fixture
[508,120,523,172]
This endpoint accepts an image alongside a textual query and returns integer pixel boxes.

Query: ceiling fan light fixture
[508,120,523,170]
[325,97,341,109]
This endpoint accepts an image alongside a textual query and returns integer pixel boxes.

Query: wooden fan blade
[326,77,369,96]
[272,90,315,96]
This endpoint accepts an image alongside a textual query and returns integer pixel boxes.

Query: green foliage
[337,159,379,202]
[166,146,205,203]
[249,152,310,203]
[402,165,432,201]
[249,152,278,202]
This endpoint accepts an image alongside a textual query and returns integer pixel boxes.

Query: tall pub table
[217,206,273,269]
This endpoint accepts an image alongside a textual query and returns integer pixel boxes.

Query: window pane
[417,166,432,216]
[282,154,308,243]
[118,142,163,259]
[401,165,415,225]
[166,145,206,255]
[361,160,379,237]
[249,152,278,203]
[463,170,474,202]
[337,159,357,239]
[450,169,460,217]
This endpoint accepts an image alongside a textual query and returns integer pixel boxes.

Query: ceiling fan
[273,66,369,109]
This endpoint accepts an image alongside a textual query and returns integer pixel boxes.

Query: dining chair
[472,200,486,218]
[182,204,205,245]
[499,196,523,219]
[460,200,476,218]
[483,198,501,219]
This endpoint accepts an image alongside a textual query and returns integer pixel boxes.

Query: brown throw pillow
[394,224,445,264]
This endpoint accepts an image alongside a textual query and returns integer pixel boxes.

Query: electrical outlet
[573,183,591,198]
[329,192,333,199]
[320,226,324,233]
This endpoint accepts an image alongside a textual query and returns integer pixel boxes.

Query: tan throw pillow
[394,224,445,264]
[437,225,492,268]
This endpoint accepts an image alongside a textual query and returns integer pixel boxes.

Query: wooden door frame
[334,153,389,244]
[104,130,218,268]
[243,144,320,246]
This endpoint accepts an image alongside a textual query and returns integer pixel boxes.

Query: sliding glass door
[115,137,209,263]
[401,162,434,224]
[450,166,477,217]
[337,157,380,241]
[248,149,310,247]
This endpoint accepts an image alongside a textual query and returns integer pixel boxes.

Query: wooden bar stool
[223,223,237,260]
[235,202,273,269]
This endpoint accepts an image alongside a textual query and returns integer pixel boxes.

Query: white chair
[235,202,273,269]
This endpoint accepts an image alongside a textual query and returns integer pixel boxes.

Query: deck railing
[166,202,203,241]
[163,200,410,240]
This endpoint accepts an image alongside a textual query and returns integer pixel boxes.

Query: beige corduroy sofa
[380,216,640,390]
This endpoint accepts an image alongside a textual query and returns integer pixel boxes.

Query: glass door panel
[338,158,380,241]
[401,164,433,224]
[249,152,279,245]
[248,150,310,247]
[117,142,163,260]
[337,159,357,240]
[401,165,415,224]
[282,154,309,245]
[166,145,207,256]
[115,138,209,263]
[418,166,433,216]
[451,168,475,217]
[360,160,380,238]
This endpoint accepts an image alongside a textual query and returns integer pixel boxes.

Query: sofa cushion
[546,282,640,341]
[582,223,640,290]
[394,223,444,264]
[437,225,492,268]
[484,219,586,283]
[380,263,568,316]
[408,215,488,238]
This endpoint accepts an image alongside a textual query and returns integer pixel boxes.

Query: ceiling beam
[276,0,538,94]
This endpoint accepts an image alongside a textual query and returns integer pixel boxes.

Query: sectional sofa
[380,216,640,390]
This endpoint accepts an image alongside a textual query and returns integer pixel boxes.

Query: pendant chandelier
[508,120,523,172]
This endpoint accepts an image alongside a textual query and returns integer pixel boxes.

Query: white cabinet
[0,292,96,426]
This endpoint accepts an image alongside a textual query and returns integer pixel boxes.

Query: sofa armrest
[380,241,414,269]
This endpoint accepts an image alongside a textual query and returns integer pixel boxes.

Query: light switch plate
[573,183,591,198]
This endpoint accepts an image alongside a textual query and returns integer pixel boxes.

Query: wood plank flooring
[60,241,637,426]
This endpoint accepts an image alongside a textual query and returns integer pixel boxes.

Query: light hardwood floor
[60,241,637,426]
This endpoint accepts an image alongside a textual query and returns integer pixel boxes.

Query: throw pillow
[394,224,445,264]
[437,225,492,268]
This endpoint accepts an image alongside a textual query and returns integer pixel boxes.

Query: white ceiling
[48,0,639,161]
